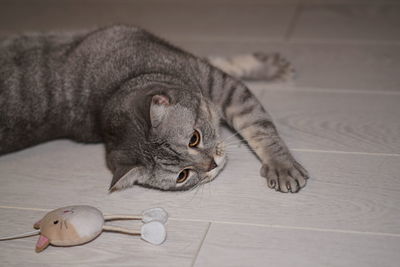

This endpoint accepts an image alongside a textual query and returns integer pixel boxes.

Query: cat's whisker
[189,176,209,194]
[223,134,263,144]
[219,136,246,146]
[224,141,247,147]
[225,150,255,156]
[225,144,255,150]
[223,138,246,144]
[224,142,250,149]
[220,124,257,143]
[224,146,256,154]
[200,179,205,204]
[184,180,204,206]
[196,178,212,206]
[222,140,247,147]
[221,131,243,143]
[205,177,212,198]
[196,182,205,205]
[223,135,265,147]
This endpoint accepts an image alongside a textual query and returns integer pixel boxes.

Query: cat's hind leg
[207,52,295,82]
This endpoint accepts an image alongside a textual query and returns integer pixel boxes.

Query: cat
[0,25,308,193]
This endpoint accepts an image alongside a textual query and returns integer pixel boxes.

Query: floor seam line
[1,206,399,238]
[284,0,302,42]
[191,222,211,267]
[0,205,50,212]
[247,84,400,96]
[291,149,400,157]
[169,218,400,238]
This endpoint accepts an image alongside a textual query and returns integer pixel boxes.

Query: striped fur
[207,52,295,82]
[198,60,308,193]
[0,25,308,193]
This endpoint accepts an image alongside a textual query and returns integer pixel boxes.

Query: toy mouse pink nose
[35,235,50,252]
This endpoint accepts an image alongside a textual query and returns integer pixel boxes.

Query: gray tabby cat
[0,25,308,193]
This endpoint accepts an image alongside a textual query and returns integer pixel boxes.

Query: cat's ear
[150,94,171,127]
[109,164,147,192]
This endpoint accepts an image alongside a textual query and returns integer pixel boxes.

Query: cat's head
[103,86,226,191]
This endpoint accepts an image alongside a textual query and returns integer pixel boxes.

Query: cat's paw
[207,52,295,82]
[260,160,308,193]
[252,52,295,82]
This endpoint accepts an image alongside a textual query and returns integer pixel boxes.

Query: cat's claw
[260,160,308,193]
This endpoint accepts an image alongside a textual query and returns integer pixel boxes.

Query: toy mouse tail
[0,230,40,241]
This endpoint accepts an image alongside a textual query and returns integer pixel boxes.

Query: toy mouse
[0,205,168,252]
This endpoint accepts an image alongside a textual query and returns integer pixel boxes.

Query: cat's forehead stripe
[159,167,177,174]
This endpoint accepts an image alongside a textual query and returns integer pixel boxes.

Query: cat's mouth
[203,153,227,183]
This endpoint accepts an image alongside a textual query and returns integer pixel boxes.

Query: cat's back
[67,25,184,58]
[0,32,78,97]
[0,32,81,154]
[0,25,197,154]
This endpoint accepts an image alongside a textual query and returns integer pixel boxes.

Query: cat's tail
[206,52,295,82]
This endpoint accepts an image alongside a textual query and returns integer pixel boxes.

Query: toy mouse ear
[35,235,50,253]
[141,221,166,245]
[142,208,169,224]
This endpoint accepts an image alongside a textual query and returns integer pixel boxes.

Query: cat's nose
[207,160,218,172]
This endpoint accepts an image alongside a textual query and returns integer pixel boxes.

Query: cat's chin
[204,154,227,183]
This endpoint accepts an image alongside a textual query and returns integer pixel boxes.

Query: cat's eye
[177,169,190,184]
[189,130,201,148]
[53,220,59,225]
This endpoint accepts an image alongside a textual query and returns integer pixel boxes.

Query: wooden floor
[1,0,400,266]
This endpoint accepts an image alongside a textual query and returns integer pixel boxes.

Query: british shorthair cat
[0,25,308,193]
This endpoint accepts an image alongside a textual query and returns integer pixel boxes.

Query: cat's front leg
[236,116,309,193]
[206,69,309,193]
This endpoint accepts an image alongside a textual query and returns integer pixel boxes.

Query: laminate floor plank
[1,139,399,234]
[194,223,400,267]
[0,1,296,43]
[1,1,400,266]
[258,89,400,154]
[181,42,400,92]
[292,4,400,43]
[0,208,209,267]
